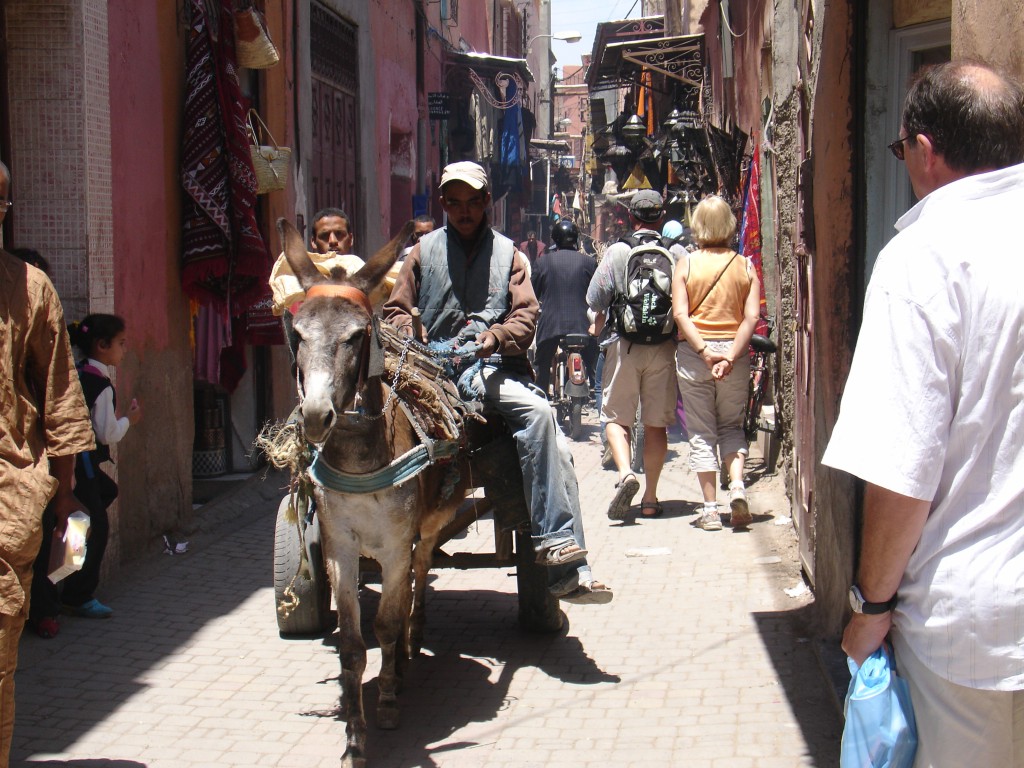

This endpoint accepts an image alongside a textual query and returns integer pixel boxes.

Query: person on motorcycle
[531,218,597,397]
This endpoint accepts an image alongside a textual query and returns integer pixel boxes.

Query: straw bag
[234,6,280,69]
[247,109,291,194]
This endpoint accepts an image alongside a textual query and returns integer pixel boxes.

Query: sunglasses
[887,134,918,162]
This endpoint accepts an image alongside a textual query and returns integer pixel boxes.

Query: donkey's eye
[345,330,365,346]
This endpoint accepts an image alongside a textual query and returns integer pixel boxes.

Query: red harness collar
[302,283,376,396]
[305,283,374,315]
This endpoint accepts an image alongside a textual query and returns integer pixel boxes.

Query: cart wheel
[274,496,334,636]
[514,530,563,633]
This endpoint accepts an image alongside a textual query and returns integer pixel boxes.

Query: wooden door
[310,4,360,232]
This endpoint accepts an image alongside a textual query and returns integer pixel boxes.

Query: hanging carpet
[181,0,270,316]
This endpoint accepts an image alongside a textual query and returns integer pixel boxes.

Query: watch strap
[851,585,897,614]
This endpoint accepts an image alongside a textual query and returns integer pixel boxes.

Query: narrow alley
[13,409,842,768]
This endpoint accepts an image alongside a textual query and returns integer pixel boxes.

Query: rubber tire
[569,401,583,441]
[274,496,333,636]
[630,423,645,474]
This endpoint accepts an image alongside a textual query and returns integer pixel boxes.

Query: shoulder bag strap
[688,251,738,317]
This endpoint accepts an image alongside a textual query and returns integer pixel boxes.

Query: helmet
[551,218,580,249]
[661,219,684,241]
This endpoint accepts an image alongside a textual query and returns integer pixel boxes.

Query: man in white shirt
[822,61,1024,766]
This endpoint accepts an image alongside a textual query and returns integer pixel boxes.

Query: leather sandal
[607,474,640,520]
[558,580,614,605]
[535,540,588,567]
[640,500,663,518]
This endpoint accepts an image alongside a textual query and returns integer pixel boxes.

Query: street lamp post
[526,30,582,54]
[529,30,582,140]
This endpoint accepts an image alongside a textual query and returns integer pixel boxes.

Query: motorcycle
[550,333,591,440]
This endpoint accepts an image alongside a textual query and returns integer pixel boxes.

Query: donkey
[278,219,471,768]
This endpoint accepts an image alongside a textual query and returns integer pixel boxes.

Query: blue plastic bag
[840,644,918,768]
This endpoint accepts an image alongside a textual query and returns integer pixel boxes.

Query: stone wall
[5,0,111,319]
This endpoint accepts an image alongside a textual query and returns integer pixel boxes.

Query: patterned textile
[738,144,767,332]
[181,0,269,315]
[493,79,527,198]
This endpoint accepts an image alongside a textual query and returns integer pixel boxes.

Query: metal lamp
[620,114,647,147]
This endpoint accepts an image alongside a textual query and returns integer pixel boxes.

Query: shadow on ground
[300,582,619,768]
[752,604,844,765]
[25,762,147,767]
[12,472,288,764]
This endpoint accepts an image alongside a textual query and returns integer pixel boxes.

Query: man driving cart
[383,161,612,605]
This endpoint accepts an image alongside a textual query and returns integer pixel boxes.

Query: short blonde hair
[690,195,736,247]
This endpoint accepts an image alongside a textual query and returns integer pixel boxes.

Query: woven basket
[234,7,280,69]
[248,109,291,193]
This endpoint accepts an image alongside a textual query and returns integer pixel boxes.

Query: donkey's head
[278,218,414,443]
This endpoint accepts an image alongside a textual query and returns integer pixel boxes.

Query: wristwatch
[848,584,897,615]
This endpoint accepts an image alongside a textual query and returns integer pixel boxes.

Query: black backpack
[611,229,677,345]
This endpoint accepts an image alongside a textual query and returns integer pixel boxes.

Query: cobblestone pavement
[13,409,842,768]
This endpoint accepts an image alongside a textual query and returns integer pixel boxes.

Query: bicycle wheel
[744,364,765,443]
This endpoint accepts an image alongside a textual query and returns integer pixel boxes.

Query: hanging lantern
[669,139,687,164]
[662,107,683,132]
[621,114,646,147]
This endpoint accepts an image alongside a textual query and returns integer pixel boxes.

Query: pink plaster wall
[107,0,194,550]
[371,0,419,238]
[701,0,771,137]
[367,1,497,238]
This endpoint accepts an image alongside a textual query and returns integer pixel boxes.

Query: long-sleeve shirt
[383,227,538,356]
[0,250,94,613]
[83,358,130,447]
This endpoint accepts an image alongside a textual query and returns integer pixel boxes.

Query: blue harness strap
[308,445,432,494]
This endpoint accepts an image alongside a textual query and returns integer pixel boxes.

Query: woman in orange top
[672,196,760,532]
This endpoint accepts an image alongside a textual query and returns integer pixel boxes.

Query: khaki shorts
[601,339,677,428]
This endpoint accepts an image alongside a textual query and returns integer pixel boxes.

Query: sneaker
[33,617,59,639]
[699,503,723,531]
[64,598,113,619]
[601,442,614,468]
[729,484,753,527]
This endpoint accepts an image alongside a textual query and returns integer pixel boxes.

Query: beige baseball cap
[439,161,489,191]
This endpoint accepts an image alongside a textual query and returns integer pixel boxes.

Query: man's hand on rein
[475,331,499,357]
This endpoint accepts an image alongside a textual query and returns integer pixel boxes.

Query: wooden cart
[273,426,562,637]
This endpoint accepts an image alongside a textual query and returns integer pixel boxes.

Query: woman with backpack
[673,195,761,532]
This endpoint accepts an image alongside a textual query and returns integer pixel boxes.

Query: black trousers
[61,462,117,607]
[29,500,61,622]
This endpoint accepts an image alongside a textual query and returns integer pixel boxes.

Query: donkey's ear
[277,218,325,291]
[350,221,415,296]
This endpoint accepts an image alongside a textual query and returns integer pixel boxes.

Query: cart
[273,426,562,637]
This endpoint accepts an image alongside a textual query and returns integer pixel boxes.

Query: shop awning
[586,16,704,93]
[446,50,534,85]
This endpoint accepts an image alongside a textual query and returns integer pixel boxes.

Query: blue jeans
[474,365,592,588]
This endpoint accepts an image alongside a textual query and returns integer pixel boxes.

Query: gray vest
[418,226,515,342]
